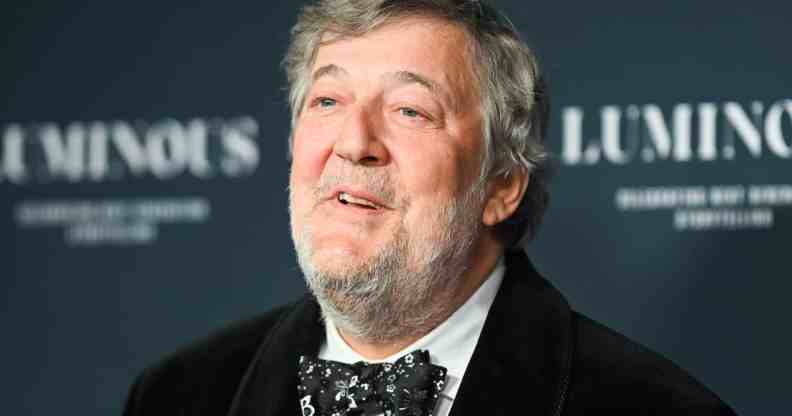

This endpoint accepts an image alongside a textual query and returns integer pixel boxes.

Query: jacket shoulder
[123,297,306,416]
[564,312,737,415]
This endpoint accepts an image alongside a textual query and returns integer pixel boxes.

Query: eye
[317,97,337,108]
[399,107,423,119]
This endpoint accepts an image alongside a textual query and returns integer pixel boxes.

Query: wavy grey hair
[284,0,551,246]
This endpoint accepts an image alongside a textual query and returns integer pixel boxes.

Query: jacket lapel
[225,250,572,416]
[450,250,574,416]
[226,296,323,416]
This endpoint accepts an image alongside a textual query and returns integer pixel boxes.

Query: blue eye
[318,98,336,108]
[400,108,420,118]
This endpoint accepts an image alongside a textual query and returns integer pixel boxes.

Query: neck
[337,234,504,360]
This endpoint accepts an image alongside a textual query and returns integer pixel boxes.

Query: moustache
[315,167,400,209]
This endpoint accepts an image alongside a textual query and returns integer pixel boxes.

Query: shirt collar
[318,256,505,400]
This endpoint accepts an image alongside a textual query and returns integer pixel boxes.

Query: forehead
[312,16,480,107]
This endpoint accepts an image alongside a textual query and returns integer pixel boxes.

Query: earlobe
[482,168,530,226]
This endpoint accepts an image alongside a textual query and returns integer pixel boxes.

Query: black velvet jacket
[123,251,737,415]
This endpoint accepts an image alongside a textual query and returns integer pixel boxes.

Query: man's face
[288,16,487,328]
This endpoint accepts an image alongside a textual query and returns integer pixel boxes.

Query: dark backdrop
[2,1,789,414]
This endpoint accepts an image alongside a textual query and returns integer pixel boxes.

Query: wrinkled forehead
[311,15,482,108]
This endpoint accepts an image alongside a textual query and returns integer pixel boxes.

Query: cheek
[398,143,469,199]
[290,122,335,185]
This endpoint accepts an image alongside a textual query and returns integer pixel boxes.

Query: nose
[333,106,389,166]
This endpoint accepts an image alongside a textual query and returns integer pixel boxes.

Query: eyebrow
[387,70,457,112]
[311,65,457,112]
[312,64,348,82]
[389,70,438,94]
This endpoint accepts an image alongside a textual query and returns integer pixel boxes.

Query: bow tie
[296,350,448,416]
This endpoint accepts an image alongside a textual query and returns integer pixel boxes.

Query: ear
[482,168,530,227]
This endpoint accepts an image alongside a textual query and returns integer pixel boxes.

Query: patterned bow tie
[297,350,448,416]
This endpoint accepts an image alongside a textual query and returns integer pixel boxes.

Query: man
[124,1,737,415]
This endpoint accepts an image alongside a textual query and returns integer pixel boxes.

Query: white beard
[290,169,486,343]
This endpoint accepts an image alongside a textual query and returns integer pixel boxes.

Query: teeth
[338,192,378,209]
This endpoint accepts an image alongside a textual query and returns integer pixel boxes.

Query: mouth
[336,191,384,210]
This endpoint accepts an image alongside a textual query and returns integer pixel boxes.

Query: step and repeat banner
[2,1,788,415]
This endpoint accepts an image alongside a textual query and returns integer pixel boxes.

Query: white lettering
[111,121,148,176]
[723,102,762,157]
[601,106,629,164]
[561,107,585,165]
[764,100,792,158]
[561,99,792,165]
[221,117,260,176]
[39,123,86,181]
[708,186,745,207]
[697,103,718,161]
[641,104,693,162]
[1,117,261,183]
[674,209,773,231]
[88,122,109,180]
[1,124,28,183]
[300,396,315,416]
[186,119,213,178]
[146,119,189,179]
[748,185,792,206]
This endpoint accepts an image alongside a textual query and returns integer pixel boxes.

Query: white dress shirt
[318,257,505,416]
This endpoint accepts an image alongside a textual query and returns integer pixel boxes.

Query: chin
[309,243,372,275]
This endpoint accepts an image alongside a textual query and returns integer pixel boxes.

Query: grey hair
[284,0,551,246]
